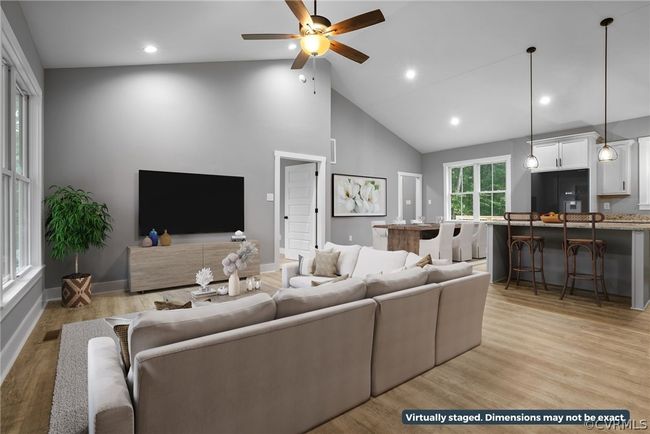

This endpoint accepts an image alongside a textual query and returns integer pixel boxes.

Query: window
[1,58,34,292]
[444,156,511,221]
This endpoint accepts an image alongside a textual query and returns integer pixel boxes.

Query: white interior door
[284,163,316,260]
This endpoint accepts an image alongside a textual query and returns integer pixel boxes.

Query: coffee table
[191,279,279,306]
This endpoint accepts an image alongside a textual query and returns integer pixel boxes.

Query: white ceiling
[19,1,650,153]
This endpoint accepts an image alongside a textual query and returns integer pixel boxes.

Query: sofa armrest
[88,337,134,434]
[281,262,300,288]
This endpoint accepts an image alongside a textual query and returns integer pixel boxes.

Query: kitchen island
[486,220,650,310]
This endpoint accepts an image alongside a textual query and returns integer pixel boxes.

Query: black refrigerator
[531,169,589,214]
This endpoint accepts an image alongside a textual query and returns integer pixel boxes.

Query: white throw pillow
[424,262,473,284]
[404,252,422,268]
[352,247,408,278]
[323,242,362,276]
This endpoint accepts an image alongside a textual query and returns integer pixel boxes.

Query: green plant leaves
[44,185,113,261]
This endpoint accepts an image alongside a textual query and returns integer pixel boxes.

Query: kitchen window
[444,155,511,221]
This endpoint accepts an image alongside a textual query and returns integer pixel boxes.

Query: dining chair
[472,222,487,259]
[419,222,454,260]
[504,212,547,294]
[452,222,474,261]
[558,212,609,306]
[371,220,388,250]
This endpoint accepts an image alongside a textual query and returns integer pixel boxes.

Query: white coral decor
[222,241,259,277]
[195,267,214,289]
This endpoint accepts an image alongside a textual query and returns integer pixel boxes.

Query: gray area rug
[49,317,127,434]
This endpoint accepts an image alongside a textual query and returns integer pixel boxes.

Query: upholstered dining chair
[472,222,487,259]
[371,220,388,250]
[419,222,454,260]
[452,222,474,261]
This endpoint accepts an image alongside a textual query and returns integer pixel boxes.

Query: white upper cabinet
[530,132,598,173]
[598,140,633,196]
[639,137,650,210]
[559,139,589,169]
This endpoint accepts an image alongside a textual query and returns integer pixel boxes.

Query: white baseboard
[45,279,128,301]
[1,295,44,384]
[260,262,277,273]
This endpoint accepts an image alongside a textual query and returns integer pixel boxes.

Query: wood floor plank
[1,270,648,433]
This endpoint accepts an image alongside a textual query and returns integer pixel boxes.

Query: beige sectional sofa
[88,245,489,434]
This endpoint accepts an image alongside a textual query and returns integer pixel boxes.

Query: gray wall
[330,90,422,246]
[0,1,46,367]
[44,60,332,287]
[423,116,650,217]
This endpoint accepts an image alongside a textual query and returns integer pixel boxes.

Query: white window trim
[443,154,512,221]
[1,10,44,317]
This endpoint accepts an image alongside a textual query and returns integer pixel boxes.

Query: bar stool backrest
[503,212,540,243]
[558,212,604,250]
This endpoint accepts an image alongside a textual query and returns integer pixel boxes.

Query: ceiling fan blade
[291,50,310,69]
[241,34,301,40]
[285,0,313,27]
[326,9,385,35]
[329,40,369,64]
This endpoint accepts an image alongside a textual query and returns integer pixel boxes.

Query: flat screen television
[138,170,244,236]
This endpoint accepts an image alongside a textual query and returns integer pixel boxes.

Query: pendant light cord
[604,26,609,146]
[529,50,533,154]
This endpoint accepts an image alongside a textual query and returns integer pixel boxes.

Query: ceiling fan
[241,0,385,69]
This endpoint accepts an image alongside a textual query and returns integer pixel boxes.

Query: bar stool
[504,212,548,294]
[558,212,609,306]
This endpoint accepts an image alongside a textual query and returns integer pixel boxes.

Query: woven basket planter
[61,273,92,308]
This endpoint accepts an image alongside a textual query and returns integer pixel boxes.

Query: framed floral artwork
[332,174,387,217]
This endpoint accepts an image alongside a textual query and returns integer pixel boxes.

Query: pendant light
[597,18,618,162]
[523,46,539,169]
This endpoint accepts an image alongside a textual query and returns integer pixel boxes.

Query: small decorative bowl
[541,213,561,223]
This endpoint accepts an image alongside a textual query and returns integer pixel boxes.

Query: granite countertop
[486,220,650,231]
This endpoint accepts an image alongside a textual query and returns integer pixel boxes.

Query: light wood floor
[1,268,648,434]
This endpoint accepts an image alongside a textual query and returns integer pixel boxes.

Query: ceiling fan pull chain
[313,55,317,95]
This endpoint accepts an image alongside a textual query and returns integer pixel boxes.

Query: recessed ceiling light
[288,43,297,50]
[405,69,416,80]
[144,45,158,54]
[539,95,551,105]
[450,117,461,126]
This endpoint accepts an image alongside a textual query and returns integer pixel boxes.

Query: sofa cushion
[312,274,349,286]
[289,275,336,288]
[365,267,429,298]
[128,293,276,366]
[273,278,367,318]
[313,250,340,277]
[323,242,362,276]
[405,252,422,268]
[352,247,408,278]
[425,262,473,284]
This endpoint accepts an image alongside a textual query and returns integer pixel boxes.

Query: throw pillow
[154,300,192,310]
[105,317,131,371]
[415,254,433,268]
[313,250,340,277]
[311,274,349,286]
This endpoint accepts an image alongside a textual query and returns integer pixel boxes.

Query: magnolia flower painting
[333,174,387,217]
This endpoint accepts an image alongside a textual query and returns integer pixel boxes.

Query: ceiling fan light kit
[241,0,385,70]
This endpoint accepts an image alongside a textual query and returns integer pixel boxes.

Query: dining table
[372,223,462,254]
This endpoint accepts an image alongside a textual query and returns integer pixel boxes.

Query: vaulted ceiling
[19,1,650,153]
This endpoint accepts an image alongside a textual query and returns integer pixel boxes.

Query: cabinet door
[532,142,559,172]
[559,139,589,169]
[597,142,631,195]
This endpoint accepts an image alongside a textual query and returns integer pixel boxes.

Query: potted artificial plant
[45,186,112,307]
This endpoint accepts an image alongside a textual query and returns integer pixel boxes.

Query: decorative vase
[61,273,92,307]
[228,270,240,296]
[149,229,159,246]
[141,236,153,247]
[160,229,172,246]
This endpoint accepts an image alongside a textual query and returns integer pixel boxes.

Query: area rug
[49,318,121,434]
